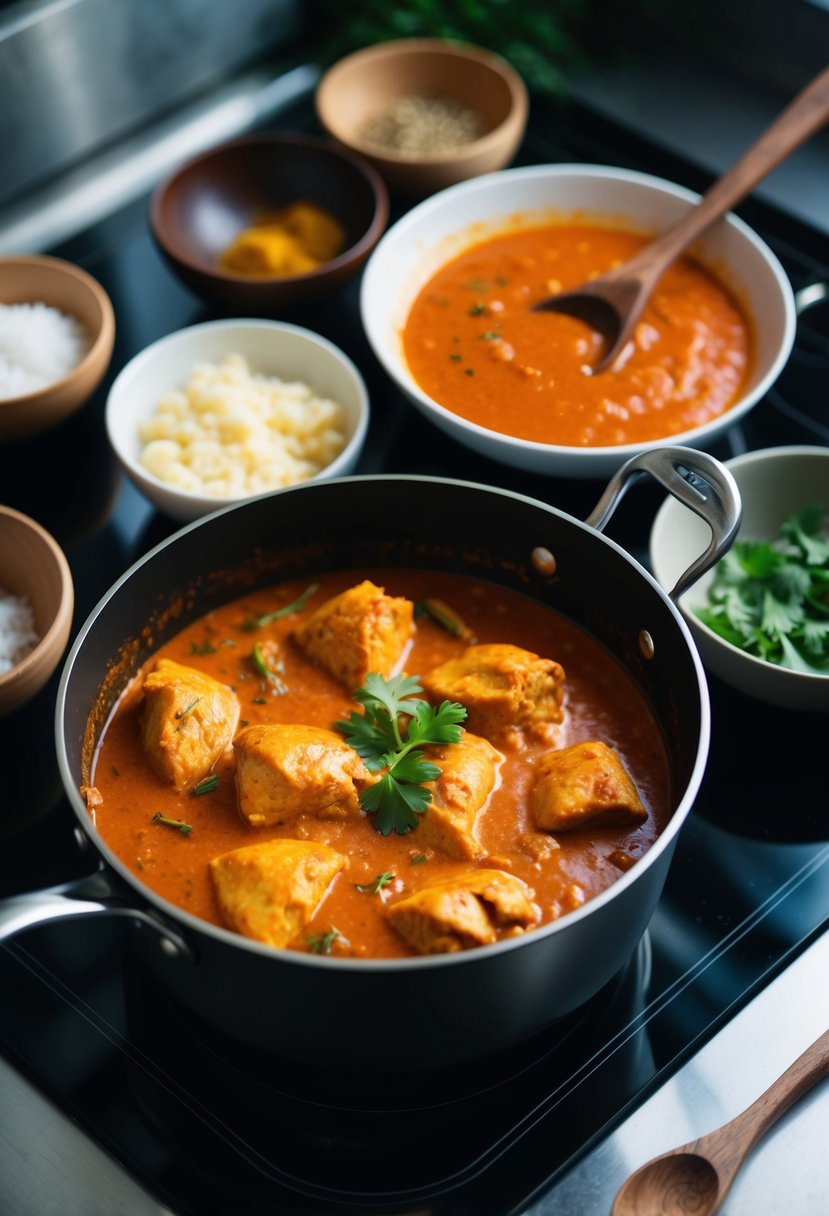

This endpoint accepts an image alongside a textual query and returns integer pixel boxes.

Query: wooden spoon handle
[702,1026,829,1192]
[622,65,829,281]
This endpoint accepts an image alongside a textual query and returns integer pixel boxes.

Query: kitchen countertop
[526,926,829,1214]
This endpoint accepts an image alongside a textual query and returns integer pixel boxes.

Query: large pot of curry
[1,449,740,1069]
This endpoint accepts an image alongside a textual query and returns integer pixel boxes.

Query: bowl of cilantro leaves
[650,445,829,710]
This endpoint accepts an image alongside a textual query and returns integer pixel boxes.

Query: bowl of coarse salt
[0,505,74,715]
[0,255,115,440]
[106,317,370,523]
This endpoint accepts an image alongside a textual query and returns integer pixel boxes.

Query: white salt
[0,588,40,675]
[0,302,89,399]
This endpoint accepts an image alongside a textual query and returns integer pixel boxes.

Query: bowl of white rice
[105,318,370,523]
[0,505,74,715]
[0,255,115,440]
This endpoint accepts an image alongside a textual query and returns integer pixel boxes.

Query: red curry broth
[402,223,752,447]
[90,570,671,959]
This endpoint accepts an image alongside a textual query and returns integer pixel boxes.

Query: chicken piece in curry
[210,839,346,948]
[140,657,240,792]
[414,732,502,860]
[86,571,670,960]
[386,869,538,954]
[530,740,648,832]
[293,578,414,689]
[421,642,565,745]
[234,723,371,827]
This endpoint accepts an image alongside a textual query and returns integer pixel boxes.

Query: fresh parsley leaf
[335,673,467,836]
[389,750,442,785]
[359,773,431,835]
[408,698,467,746]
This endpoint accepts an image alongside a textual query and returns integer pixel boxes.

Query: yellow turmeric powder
[218,201,346,278]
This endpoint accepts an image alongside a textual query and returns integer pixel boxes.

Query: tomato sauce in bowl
[402,223,752,447]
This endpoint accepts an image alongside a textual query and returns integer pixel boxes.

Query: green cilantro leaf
[335,673,467,836]
[696,502,829,671]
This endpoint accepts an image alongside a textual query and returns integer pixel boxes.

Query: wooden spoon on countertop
[611,1025,829,1216]
[532,65,829,374]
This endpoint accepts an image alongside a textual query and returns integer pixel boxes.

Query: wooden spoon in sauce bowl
[611,1026,829,1216]
[533,65,829,374]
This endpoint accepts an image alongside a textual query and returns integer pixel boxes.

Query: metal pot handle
[0,862,195,961]
[794,281,828,315]
[585,445,742,600]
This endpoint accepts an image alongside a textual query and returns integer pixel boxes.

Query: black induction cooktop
[1,78,828,1216]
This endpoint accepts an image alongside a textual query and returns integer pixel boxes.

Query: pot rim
[55,472,711,971]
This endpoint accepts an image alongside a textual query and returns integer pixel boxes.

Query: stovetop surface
[1,81,828,1216]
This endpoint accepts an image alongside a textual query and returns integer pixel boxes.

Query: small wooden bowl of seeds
[316,38,529,198]
[0,504,74,716]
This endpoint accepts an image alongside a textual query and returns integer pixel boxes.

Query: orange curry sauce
[402,224,752,447]
[90,571,671,959]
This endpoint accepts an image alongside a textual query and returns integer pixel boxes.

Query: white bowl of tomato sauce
[360,163,796,478]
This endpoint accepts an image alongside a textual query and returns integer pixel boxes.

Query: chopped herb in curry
[355,871,395,896]
[151,812,193,836]
[306,927,345,955]
[241,582,319,631]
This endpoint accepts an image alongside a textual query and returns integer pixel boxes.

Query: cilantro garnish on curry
[85,571,670,959]
[335,673,467,835]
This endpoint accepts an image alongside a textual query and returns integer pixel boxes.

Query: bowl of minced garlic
[150,133,388,311]
[105,318,370,523]
[316,38,529,197]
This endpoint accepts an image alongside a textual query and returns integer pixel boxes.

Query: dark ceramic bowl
[149,132,389,312]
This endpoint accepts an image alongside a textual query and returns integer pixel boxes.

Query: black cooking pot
[0,448,739,1069]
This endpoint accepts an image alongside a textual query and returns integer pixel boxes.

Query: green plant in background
[310,0,596,95]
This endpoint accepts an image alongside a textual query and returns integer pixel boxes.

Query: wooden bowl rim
[315,37,529,167]
[0,504,74,689]
[0,254,115,409]
[149,131,389,286]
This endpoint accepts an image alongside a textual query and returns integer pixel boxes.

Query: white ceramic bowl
[360,164,796,479]
[106,319,369,523]
[650,445,829,711]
